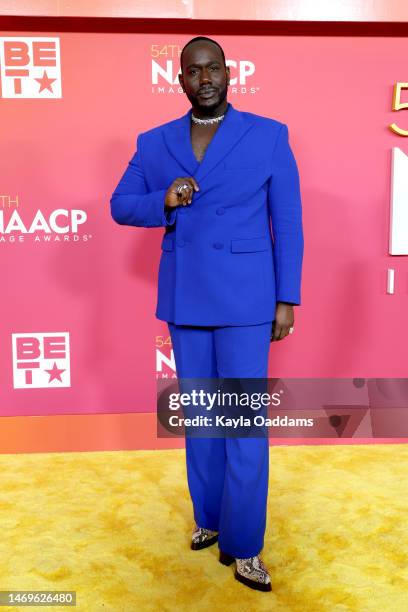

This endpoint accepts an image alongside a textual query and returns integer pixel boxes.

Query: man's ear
[178,73,185,92]
[226,65,230,86]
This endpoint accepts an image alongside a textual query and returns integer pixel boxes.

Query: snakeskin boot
[191,525,219,550]
[219,550,272,592]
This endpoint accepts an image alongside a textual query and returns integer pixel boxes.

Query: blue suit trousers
[168,321,272,558]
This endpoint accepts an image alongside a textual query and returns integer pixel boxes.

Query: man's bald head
[180,36,226,73]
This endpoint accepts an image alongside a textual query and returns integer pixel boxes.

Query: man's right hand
[165,177,200,209]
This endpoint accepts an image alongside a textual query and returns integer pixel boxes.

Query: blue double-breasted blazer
[110,101,304,326]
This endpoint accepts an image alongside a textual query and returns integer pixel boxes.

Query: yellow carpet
[0,444,407,611]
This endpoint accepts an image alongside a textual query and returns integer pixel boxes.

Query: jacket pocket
[230,236,271,253]
[161,235,174,251]
[223,160,266,171]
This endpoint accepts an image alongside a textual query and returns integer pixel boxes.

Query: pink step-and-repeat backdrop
[1,31,407,449]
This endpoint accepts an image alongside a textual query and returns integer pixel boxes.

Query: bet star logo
[35,70,57,94]
[12,332,71,389]
[0,37,62,98]
[44,362,66,383]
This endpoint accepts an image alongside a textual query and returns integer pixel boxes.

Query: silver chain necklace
[191,113,225,125]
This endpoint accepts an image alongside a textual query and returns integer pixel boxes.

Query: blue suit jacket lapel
[162,102,255,184]
[162,108,199,177]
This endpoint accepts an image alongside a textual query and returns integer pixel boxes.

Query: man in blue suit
[110,36,304,592]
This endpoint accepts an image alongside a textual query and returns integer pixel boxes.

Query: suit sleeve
[268,123,304,305]
[110,134,177,228]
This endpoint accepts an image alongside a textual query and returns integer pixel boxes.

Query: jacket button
[216,207,225,215]
[177,239,185,247]
[213,242,224,250]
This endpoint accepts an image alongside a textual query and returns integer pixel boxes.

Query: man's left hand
[271,302,294,342]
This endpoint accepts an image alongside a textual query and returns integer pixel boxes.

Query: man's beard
[188,84,228,114]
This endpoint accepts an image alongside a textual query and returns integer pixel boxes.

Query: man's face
[179,41,230,112]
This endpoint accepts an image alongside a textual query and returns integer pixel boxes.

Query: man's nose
[200,68,212,85]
